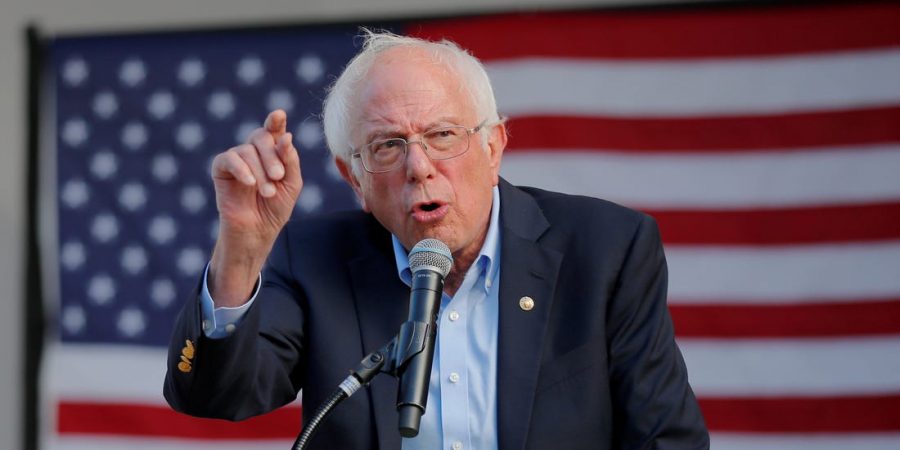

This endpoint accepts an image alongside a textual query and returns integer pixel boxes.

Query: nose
[404,141,436,182]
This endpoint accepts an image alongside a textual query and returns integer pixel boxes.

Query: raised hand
[208,109,303,306]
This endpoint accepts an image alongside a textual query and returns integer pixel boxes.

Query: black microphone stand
[291,313,437,450]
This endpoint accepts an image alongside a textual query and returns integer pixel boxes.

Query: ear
[335,157,370,212]
[486,122,507,186]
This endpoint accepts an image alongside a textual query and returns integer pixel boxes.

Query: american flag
[41,2,900,449]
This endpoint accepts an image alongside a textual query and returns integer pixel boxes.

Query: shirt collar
[392,186,501,293]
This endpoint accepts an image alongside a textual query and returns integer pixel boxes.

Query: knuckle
[215,150,239,168]
[249,128,273,143]
[235,144,258,159]
[245,128,267,145]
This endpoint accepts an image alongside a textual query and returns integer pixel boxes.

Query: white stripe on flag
[500,145,900,209]
[45,436,293,450]
[45,343,169,402]
[710,432,900,450]
[488,48,900,116]
[665,241,900,302]
[680,336,900,396]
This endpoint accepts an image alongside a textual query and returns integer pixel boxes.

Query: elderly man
[164,31,709,450]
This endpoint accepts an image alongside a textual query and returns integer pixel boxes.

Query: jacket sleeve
[606,214,710,449]
[163,229,307,421]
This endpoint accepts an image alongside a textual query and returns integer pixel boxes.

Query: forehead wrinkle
[352,50,474,145]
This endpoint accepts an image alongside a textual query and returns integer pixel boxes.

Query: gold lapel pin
[519,296,535,311]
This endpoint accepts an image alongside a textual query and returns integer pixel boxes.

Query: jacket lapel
[496,180,563,450]
[347,220,408,450]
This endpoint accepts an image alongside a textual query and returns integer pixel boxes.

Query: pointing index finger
[263,109,288,140]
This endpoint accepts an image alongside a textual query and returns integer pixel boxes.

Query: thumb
[264,109,288,140]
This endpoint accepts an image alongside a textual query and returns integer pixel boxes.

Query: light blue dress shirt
[200,186,502,450]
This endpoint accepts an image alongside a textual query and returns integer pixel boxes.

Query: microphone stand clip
[291,315,436,450]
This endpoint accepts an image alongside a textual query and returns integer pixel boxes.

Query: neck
[443,235,485,297]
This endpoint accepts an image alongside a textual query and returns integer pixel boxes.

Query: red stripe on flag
[57,402,301,439]
[410,2,900,59]
[647,202,900,245]
[671,299,900,338]
[700,394,900,432]
[504,107,900,152]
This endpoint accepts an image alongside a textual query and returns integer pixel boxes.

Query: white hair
[322,29,501,165]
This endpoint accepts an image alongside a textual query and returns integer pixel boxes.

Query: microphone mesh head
[408,239,453,277]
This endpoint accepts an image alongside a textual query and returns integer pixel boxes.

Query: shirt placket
[439,287,472,450]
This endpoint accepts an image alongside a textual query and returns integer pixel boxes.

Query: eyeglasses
[351,121,486,173]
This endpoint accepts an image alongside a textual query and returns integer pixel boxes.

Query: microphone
[397,238,453,438]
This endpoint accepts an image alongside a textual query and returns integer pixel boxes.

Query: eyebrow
[364,129,403,144]
[362,117,465,144]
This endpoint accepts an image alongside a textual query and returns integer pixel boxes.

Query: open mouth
[411,201,449,222]
[419,202,440,212]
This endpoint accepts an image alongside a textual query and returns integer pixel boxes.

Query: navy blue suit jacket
[164,179,709,449]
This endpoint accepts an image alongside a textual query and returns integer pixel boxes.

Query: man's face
[336,47,506,260]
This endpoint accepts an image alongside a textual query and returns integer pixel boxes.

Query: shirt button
[224,323,236,334]
[449,372,460,383]
[451,441,463,450]
[202,320,211,331]
[448,310,460,322]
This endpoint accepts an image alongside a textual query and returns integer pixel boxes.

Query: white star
[177,247,206,276]
[87,274,116,305]
[151,278,177,308]
[61,179,90,209]
[236,57,265,85]
[178,58,206,87]
[91,213,119,243]
[117,307,146,338]
[119,58,146,87]
[296,55,325,84]
[233,121,258,144]
[62,57,89,87]
[207,91,236,119]
[61,118,89,148]
[92,91,118,119]
[152,154,178,183]
[121,245,148,274]
[267,89,294,112]
[181,185,207,213]
[118,182,147,211]
[297,120,323,149]
[176,122,204,151]
[60,241,86,271]
[90,150,118,180]
[61,305,87,335]
[147,90,176,120]
[121,122,148,150]
[297,183,323,213]
[148,215,177,244]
